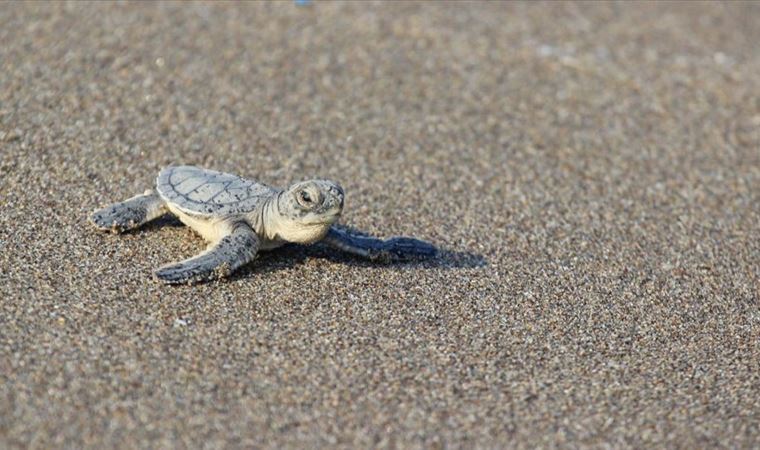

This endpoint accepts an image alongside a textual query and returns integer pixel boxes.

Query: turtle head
[274,179,345,244]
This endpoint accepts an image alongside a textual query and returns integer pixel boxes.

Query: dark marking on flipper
[322,226,437,262]
[379,236,437,262]
[154,223,260,285]
[90,190,168,233]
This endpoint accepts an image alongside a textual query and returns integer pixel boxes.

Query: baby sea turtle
[90,165,436,284]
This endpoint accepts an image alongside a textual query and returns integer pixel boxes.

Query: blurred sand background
[1,2,759,448]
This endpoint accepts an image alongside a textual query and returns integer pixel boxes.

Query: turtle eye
[298,190,313,206]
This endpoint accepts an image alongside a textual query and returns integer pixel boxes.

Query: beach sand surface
[1,2,759,448]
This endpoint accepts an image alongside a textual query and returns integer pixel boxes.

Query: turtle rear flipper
[154,223,259,285]
[90,190,168,233]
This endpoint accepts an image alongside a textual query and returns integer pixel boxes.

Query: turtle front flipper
[322,226,437,262]
[90,190,168,233]
[155,223,259,285]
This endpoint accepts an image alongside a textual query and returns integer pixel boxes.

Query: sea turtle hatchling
[90,165,436,284]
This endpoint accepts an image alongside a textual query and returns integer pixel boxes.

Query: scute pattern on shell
[156,166,276,216]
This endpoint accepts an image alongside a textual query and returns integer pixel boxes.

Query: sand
[1,2,759,448]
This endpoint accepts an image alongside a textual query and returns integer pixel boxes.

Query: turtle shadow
[122,215,185,234]
[228,242,487,282]
[303,245,487,269]
[306,223,486,270]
